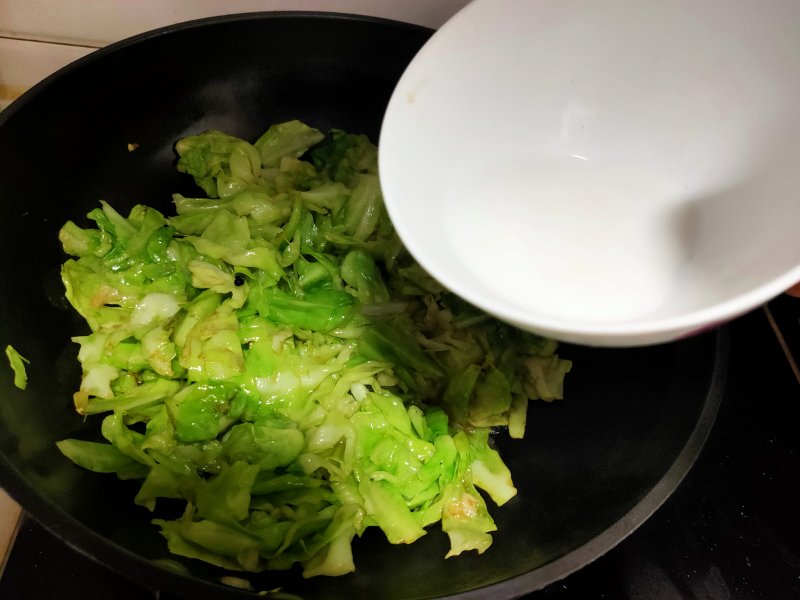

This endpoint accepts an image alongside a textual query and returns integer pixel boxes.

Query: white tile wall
[1,0,468,46]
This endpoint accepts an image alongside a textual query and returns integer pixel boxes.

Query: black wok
[0,12,726,599]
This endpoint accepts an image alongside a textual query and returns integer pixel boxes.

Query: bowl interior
[0,13,725,599]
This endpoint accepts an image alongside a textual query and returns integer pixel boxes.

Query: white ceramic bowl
[379,0,800,346]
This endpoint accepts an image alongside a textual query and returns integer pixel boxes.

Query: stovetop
[2,297,799,600]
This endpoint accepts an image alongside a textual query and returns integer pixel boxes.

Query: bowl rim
[378,0,800,346]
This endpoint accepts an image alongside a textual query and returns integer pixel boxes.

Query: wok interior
[0,14,722,599]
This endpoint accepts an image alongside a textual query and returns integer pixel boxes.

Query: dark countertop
[2,298,799,600]
[534,296,800,600]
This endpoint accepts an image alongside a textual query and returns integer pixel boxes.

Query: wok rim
[0,11,729,599]
[0,10,432,130]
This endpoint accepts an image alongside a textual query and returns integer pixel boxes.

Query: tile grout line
[0,34,100,49]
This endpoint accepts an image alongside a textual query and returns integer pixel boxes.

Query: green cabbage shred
[5,345,30,390]
[56,120,572,577]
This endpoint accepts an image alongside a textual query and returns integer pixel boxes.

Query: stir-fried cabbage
[56,120,572,577]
